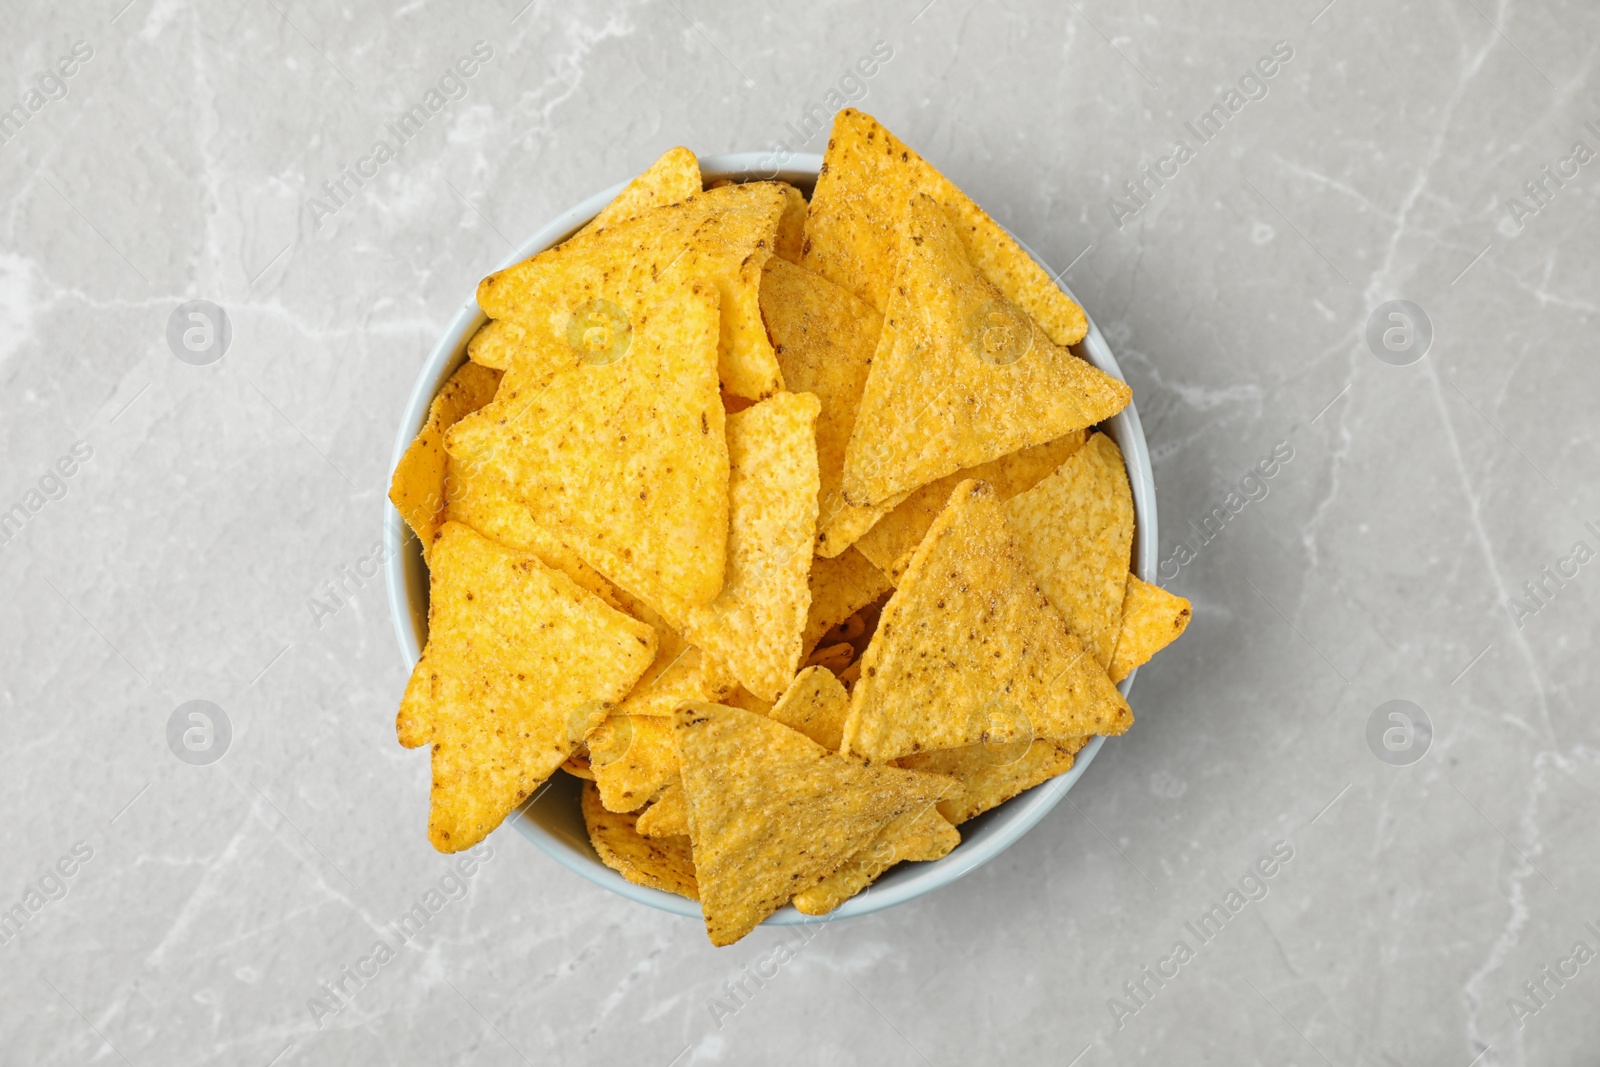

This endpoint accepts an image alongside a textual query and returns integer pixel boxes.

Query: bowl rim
[383,150,1157,925]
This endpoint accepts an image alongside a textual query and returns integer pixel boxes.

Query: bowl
[384,152,1157,926]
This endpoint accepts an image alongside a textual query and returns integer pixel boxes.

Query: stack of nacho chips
[388,111,1191,946]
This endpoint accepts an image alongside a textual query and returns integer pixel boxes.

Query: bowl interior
[384,152,1157,925]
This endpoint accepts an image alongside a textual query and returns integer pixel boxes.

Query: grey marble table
[2,1,1597,1064]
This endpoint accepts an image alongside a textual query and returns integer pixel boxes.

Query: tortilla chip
[901,737,1089,826]
[802,547,891,659]
[723,687,774,715]
[792,804,959,915]
[389,362,502,559]
[1003,433,1133,669]
[775,182,808,264]
[675,702,957,945]
[561,746,594,780]
[1109,576,1192,682]
[398,523,656,851]
[588,714,680,812]
[759,258,901,557]
[581,146,702,236]
[842,480,1132,763]
[654,391,820,701]
[443,457,623,609]
[840,194,1130,506]
[768,665,852,752]
[852,432,1087,581]
[581,780,698,900]
[635,778,689,838]
[447,280,730,608]
[802,108,1088,348]
[477,181,788,400]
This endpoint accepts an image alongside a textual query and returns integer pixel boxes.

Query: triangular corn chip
[802,546,890,658]
[842,480,1132,762]
[389,362,502,559]
[635,778,689,838]
[674,702,957,945]
[1109,576,1192,682]
[447,281,730,607]
[582,780,697,900]
[759,257,902,556]
[1004,432,1134,669]
[581,146,702,236]
[900,737,1088,826]
[477,182,788,400]
[588,714,680,812]
[654,391,820,701]
[768,665,853,752]
[852,432,1087,581]
[792,805,958,915]
[840,194,1131,506]
[723,687,773,715]
[443,457,623,608]
[802,108,1089,348]
[398,523,656,852]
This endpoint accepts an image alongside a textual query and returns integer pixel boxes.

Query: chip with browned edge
[582,780,698,900]
[803,108,1089,348]
[398,523,656,852]
[477,182,787,400]
[675,702,956,945]
[840,194,1130,507]
[389,361,502,559]
[655,391,820,701]
[1004,432,1134,669]
[760,257,903,556]
[447,280,730,608]
[900,737,1089,826]
[843,480,1131,762]
[852,431,1087,581]
[1110,576,1192,682]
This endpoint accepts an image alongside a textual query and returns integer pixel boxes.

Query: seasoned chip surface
[802,108,1089,348]
[398,523,657,852]
[582,781,698,900]
[768,665,853,752]
[1110,576,1192,682]
[446,280,730,608]
[582,146,702,236]
[802,547,892,659]
[840,194,1130,506]
[1004,432,1135,669]
[389,361,503,559]
[901,737,1089,826]
[675,702,956,945]
[842,480,1132,762]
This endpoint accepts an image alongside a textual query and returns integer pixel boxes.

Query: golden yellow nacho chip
[397,523,656,852]
[561,746,594,780]
[768,665,852,752]
[581,146,702,236]
[802,108,1089,348]
[443,458,623,608]
[1109,576,1192,682]
[581,780,698,900]
[759,257,901,556]
[477,182,787,400]
[900,737,1089,826]
[775,181,808,264]
[842,480,1132,762]
[388,362,502,559]
[588,714,680,813]
[852,431,1087,581]
[840,194,1130,506]
[1004,432,1134,669]
[675,702,957,945]
[635,778,689,839]
[792,804,958,915]
[722,687,774,715]
[654,391,820,701]
[447,280,730,607]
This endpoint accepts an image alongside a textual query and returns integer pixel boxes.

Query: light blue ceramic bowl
[384,153,1157,926]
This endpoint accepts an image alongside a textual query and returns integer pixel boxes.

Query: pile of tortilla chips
[389,110,1191,946]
